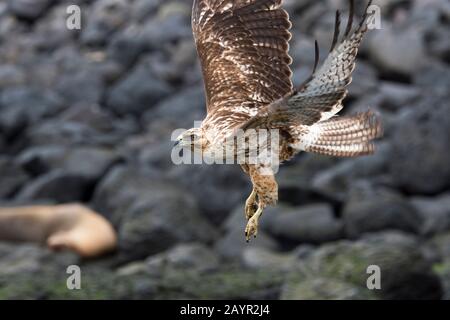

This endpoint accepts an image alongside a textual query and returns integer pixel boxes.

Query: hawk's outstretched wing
[241,0,373,130]
[192,0,293,128]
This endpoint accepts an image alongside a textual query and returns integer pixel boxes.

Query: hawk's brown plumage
[192,0,293,135]
[180,0,382,240]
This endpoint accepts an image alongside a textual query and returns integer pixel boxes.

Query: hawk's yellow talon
[244,207,263,242]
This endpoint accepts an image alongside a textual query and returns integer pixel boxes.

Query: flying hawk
[175,0,382,241]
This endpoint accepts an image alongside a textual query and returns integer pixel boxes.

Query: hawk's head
[174,127,208,151]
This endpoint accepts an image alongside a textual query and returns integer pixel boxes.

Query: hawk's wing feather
[241,0,373,130]
[192,0,293,125]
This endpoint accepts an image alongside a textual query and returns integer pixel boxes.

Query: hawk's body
[178,0,382,240]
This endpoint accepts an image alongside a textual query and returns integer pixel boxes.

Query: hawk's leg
[245,188,258,220]
[241,164,258,220]
[244,165,278,242]
[245,205,263,241]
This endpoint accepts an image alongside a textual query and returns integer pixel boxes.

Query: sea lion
[0,203,117,258]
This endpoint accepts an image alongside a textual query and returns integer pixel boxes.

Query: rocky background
[0,0,449,299]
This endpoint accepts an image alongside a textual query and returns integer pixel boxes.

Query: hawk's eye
[190,134,197,141]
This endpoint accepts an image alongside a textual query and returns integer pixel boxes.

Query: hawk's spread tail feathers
[299,111,383,157]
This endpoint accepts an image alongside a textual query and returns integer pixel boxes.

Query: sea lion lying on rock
[0,204,117,258]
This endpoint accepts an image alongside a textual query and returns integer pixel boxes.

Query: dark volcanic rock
[0,243,78,277]
[343,186,422,238]
[129,266,284,300]
[25,120,105,147]
[15,170,91,203]
[55,66,104,106]
[311,144,390,202]
[0,64,26,88]
[0,156,29,198]
[368,25,426,76]
[53,49,105,105]
[378,81,420,111]
[261,204,344,244]
[0,87,64,138]
[168,164,249,225]
[140,2,191,48]
[0,136,5,152]
[81,0,130,46]
[31,3,78,51]
[281,232,442,300]
[145,243,220,273]
[241,247,296,271]
[24,106,138,147]
[429,230,450,300]
[107,24,149,67]
[118,186,219,262]
[130,87,206,170]
[130,0,161,22]
[106,56,172,115]
[215,228,280,262]
[92,165,218,262]
[1,0,449,301]
[276,153,338,205]
[348,60,379,98]
[144,86,206,133]
[414,61,450,96]
[388,93,450,194]
[7,0,53,20]
[410,193,450,236]
[18,145,117,178]
[17,145,66,176]
[92,165,162,225]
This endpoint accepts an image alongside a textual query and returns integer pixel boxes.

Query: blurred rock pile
[0,0,449,299]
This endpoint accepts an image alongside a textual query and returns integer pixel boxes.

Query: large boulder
[378,81,421,111]
[388,93,450,194]
[143,86,206,138]
[343,185,422,237]
[18,145,118,178]
[92,165,163,224]
[105,55,172,115]
[0,87,64,139]
[410,193,450,236]
[261,204,344,244]
[81,0,130,46]
[310,144,390,202]
[53,48,106,106]
[368,24,426,76]
[139,2,191,49]
[276,153,339,205]
[281,232,442,299]
[168,164,249,225]
[14,146,117,202]
[15,170,91,203]
[92,165,219,262]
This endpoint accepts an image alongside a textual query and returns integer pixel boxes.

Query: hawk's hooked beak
[173,140,180,147]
